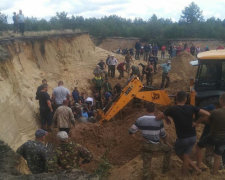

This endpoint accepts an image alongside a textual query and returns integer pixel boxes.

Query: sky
[1,0,225,23]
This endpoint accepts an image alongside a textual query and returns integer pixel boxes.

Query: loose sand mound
[152,51,197,94]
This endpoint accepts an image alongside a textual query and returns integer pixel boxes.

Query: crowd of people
[129,92,225,179]
[132,40,219,61]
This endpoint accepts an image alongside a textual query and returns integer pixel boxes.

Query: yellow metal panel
[135,90,171,106]
[190,91,196,106]
[99,77,143,123]
[197,50,225,60]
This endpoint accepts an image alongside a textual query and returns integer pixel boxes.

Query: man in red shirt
[117,62,126,79]
[161,45,166,59]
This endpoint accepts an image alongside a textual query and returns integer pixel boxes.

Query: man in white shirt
[108,55,118,78]
[52,81,70,108]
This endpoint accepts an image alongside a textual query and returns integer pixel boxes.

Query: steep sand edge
[0,34,123,150]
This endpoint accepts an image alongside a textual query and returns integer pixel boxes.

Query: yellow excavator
[98,77,195,123]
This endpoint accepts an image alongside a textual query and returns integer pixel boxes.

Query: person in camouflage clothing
[16,129,50,174]
[55,131,93,171]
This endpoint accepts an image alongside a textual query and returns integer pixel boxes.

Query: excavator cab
[192,50,225,106]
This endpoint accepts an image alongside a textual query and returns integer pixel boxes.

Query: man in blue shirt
[160,60,171,89]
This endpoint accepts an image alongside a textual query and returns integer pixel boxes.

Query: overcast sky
[1,0,225,22]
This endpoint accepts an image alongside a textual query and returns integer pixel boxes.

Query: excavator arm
[98,77,172,123]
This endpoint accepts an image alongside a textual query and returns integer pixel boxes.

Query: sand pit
[1,32,224,179]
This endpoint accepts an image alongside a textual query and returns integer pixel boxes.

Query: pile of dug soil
[70,102,178,173]
[153,51,197,94]
[71,104,144,172]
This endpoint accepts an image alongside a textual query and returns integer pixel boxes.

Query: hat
[35,129,47,138]
[57,131,69,141]
[167,60,171,64]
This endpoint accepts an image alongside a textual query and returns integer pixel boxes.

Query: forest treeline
[1,2,225,43]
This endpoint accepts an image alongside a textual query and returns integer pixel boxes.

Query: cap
[35,129,47,138]
[57,131,69,141]
[167,60,171,64]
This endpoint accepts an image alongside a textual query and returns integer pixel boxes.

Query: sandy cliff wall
[98,37,140,51]
[0,33,109,150]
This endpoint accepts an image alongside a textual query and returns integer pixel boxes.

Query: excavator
[98,77,195,124]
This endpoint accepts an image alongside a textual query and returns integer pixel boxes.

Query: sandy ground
[1,33,225,179]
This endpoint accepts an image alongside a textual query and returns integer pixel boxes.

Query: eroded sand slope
[0,33,113,150]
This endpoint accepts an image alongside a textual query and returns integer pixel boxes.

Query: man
[125,52,133,74]
[135,41,141,60]
[106,55,111,76]
[138,63,146,81]
[17,10,25,35]
[53,99,75,134]
[52,81,70,108]
[160,60,171,89]
[55,131,93,170]
[16,129,50,174]
[39,84,53,130]
[108,55,118,78]
[196,93,225,174]
[153,56,158,73]
[98,59,106,70]
[144,43,150,61]
[12,12,18,33]
[162,91,210,174]
[194,104,217,169]
[168,45,173,59]
[117,61,126,79]
[190,44,196,56]
[148,53,154,65]
[145,63,154,86]
[92,75,103,94]
[152,44,158,57]
[114,83,122,96]
[36,79,47,100]
[103,78,112,94]
[161,45,166,59]
[93,65,103,77]
[130,65,140,79]
[72,87,79,104]
[98,59,107,78]
[129,103,171,179]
